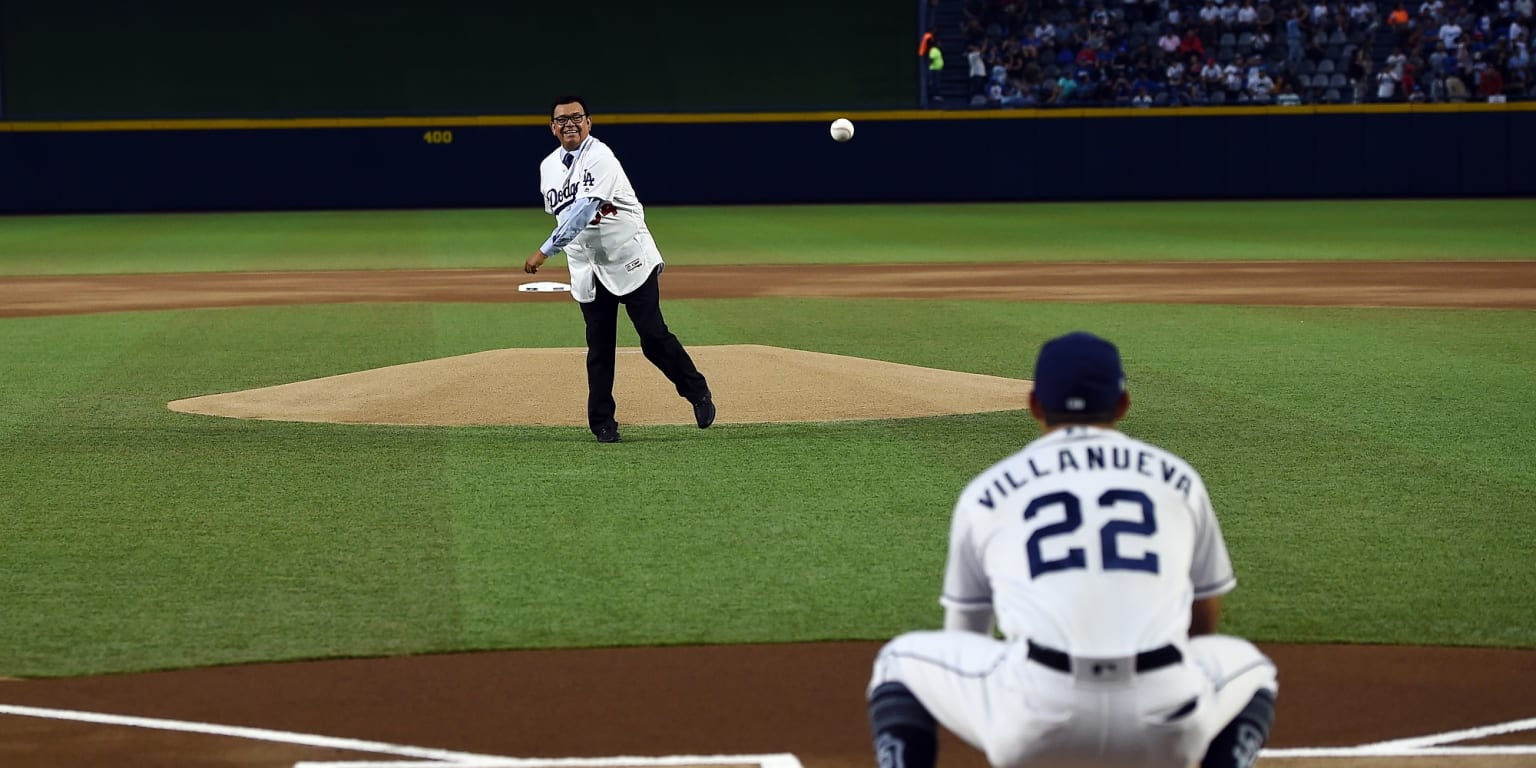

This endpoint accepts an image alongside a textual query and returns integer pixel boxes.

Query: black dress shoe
[692,392,716,429]
[595,426,622,443]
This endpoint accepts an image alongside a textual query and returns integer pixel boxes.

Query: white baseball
[830,118,855,142]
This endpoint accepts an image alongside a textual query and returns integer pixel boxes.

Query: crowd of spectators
[949,0,1533,106]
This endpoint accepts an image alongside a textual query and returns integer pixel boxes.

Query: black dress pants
[578,266,709,434]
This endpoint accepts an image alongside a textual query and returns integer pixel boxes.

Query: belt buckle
[1071,655,1138,684]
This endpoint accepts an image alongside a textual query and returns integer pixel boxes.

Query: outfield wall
[3,107,1533,213]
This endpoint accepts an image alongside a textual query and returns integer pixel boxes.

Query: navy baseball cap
[1032,332,1126,414]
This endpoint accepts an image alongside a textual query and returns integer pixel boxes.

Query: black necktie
[562,153,574,168]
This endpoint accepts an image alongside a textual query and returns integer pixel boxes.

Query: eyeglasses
[551,113,588,125]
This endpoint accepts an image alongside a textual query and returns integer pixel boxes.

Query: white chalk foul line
[0,705,803,768]
[15,701,1535,765]
[1358,716,1536,750]
[1263,745,1536,758]
[0,704,510,763]
[1261,716,1536,759]
[293,755,806,768]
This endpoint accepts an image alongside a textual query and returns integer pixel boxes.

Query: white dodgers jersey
[942,426,1235,658]
[539,135,662,302]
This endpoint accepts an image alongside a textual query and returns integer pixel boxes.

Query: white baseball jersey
[943,425,1234,656]
[870,426,1276,768]
[538,135,663,303]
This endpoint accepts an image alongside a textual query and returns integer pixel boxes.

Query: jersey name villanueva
[973,440,1198,510]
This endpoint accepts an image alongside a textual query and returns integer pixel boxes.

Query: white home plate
[518,281,571,292]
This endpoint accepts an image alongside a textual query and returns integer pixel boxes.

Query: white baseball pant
[868,631,1278,768]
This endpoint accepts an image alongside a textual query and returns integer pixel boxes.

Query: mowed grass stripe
[1,305,471,674]
[3,297,1533,677]
[1,200,1533,276]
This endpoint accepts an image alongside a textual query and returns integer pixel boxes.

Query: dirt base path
[2,260,1534,317]
[2,260,1534,767]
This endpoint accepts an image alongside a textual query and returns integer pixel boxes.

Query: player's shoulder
[1114,430,1205,477]
[540,148,565,172]
[584,135,618,162]
[954,441,1044,509]
[960,451,1017,491]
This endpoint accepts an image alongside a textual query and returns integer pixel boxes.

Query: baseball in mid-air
[830,118,855,142]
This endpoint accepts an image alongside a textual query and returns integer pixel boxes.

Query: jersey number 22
[1024,490,1159,578]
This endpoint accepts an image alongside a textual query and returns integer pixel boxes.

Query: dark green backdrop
[0,0,918,119]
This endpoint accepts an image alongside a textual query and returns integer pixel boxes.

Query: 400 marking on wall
[423,130,454,144]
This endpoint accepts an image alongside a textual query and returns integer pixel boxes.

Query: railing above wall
[4,101,1531,133]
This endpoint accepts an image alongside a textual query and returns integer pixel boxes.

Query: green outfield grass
[2,199,1534,275]
[1,202,1534,677]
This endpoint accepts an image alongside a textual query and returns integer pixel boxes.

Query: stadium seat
[1218,46,1237,62]
[1323,88,1342,102]
[1300,59,1317,74]
[1297,73,1313,88]
[1238,32,1256,48]
[1329,29,1348,45]
[1329,73,1349,88]
[1317,59,1335,74]
[1209,90,1227,104]
[1220,32,1237,48]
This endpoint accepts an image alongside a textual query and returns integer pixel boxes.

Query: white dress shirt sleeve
[539,197,604,256]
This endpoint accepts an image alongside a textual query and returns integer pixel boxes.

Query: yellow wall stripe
[2,102,1532,132]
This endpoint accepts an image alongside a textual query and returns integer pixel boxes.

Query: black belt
[1026,640,1182,674]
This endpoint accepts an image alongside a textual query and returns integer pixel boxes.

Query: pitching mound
[166,344,1032,426]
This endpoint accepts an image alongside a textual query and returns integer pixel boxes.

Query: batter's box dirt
[1263,757,1536,768]
[2,643,1535,768]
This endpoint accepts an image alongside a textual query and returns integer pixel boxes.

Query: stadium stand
[933,0,1533,107]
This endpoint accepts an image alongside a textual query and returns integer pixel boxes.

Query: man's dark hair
[550,95,589,117]
[1040,409,1117,427]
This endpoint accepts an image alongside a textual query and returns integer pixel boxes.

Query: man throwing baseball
[525,95,714,444]
[867,331,1277,768]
